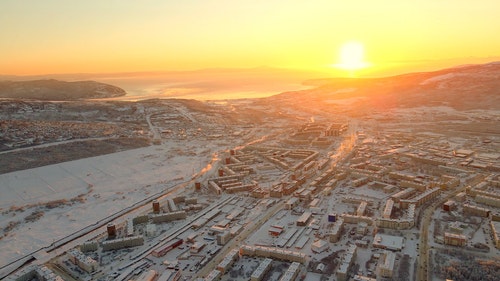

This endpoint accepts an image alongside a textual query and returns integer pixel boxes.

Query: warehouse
[372,234,404,251]
[297,211,312,226]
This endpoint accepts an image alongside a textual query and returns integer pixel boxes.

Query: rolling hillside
[0,79,126,100]
[269,62,500,111]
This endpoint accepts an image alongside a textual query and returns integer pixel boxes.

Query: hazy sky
[1,0,499,76]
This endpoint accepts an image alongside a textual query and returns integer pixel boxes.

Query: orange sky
[1,0,499,77]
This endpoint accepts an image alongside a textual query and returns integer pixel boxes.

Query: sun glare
[334,41,370,72]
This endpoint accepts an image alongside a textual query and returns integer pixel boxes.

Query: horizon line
[1,58,500,79]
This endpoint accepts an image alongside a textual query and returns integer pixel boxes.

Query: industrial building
[135,270,157,281]
[294,235,310,250]
[276,228,298,248]
[192,209,221,229]
[152,238,183,257]
[190,242,206,254]
[285,197,299,210]
[156,269,181,281]
[296,211,312,226]
[268,226,284,236]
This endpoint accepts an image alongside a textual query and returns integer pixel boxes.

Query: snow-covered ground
[420,73,461,85]
[0,141,226,268]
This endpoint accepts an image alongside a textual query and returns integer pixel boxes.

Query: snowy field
[0,141,226,268]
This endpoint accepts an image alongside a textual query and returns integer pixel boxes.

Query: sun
[333,41,370,72]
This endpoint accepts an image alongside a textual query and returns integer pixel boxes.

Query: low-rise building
[217,231,231,245]
[151,211,187,223]
[204,269,221,281]
[376,251,396,278]
[444,232,467,247]
[337,244,357,281]
[239,245,306,263]
[311,239,329,253]
[357,201,368,216]
[279,262,301,281]
[250,258,273,281]
[443,200,457,211]
[102,235,144,251]
[329,218,344,243]
[476,194,500,208]
[135,270,157,281]
[463,203,490,217]
[217,249,239,273]
[490,220,500,249]
[383,199,394,219]
[190,242,206,254]
[67,248,98,273]
[297,211,312,226]
[376,218,414,230]
[372,234,405,251]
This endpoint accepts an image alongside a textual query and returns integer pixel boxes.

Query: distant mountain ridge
[270,62,500,111]
[0,66,328,82]
[0,79,126,100]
